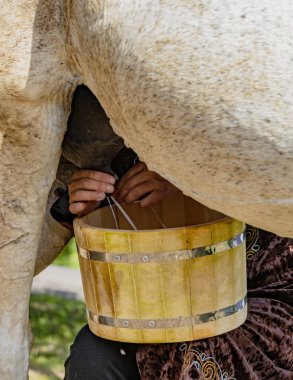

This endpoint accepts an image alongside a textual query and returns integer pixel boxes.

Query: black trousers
[64,325,141,380]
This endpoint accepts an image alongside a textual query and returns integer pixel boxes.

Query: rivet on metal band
[87,295,247,329]
[77,230,246,264]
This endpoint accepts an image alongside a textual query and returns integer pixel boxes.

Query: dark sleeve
[50,190,76,225]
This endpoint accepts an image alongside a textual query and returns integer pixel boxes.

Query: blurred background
[30,239,86,380]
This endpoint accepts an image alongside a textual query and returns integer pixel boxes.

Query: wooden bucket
[74,194,247,344]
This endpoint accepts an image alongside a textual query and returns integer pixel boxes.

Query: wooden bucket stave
[74,194,247,343]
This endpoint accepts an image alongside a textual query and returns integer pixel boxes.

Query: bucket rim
[74,210,233,233]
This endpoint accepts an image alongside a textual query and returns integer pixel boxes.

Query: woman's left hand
[114,162,181,207]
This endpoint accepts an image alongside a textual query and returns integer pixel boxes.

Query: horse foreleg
[34,180,73,276]
[0,98,70,379]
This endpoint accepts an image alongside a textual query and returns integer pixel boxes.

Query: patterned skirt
[136,228,293,379]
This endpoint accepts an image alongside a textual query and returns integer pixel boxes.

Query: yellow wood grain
[74,196,247,343]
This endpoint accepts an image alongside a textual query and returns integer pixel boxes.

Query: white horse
[0,1,292,378]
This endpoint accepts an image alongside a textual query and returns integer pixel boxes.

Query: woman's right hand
[68,170,116,215]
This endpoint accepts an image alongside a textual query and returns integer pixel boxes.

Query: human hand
[114,162,181,207]
[68,170,116,215]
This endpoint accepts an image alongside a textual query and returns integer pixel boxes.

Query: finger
[115,169,158,202]
[69,189,106,203]
[69,201,100,215]
[116,172,158,203]
[71,170,116,185]
[123,178,182,206]
[114,162,146,195]
[68,178,115,195]
[139,190,165,207]
[123,179,162,205]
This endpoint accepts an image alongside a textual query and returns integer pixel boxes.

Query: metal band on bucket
[87,295,247,329]
[77,230,245,264]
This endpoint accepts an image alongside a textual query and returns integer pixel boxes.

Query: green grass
[30,238,84,379]
[53,239,79,269]
[29,293,87,380]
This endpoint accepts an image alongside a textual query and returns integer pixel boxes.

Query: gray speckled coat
[0,1,293,378]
